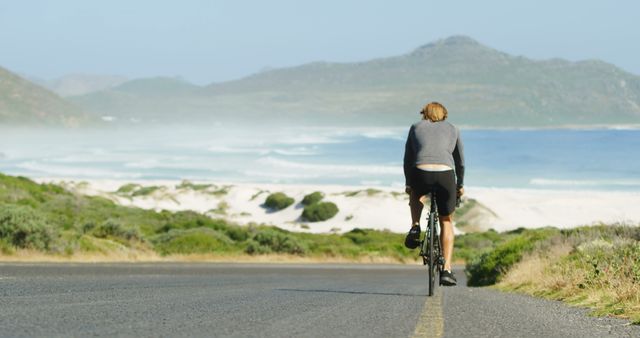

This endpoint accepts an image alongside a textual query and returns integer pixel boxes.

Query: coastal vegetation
[301,191,324,206]
[0,173,505,263]
[264,192,295,211]
[301,202,339,222]
[176,180,213,191]
[299,191,339,222]
[1,173,637,323]
[464,225,640,324]
[341,189,383,197]
[0,174,411,260]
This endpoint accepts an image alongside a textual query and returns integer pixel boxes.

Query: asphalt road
[0,263,638,338]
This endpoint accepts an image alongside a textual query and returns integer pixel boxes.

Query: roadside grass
[467,224,640,324]
[466,227,560,286]
[453,228,517,264]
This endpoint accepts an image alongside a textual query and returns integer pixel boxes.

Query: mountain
[0,67,95,127]
[43,74,128,97]
[73,36,640,127]
[71,77,202,122]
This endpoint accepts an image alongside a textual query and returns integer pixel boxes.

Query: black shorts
[409,168,457,216]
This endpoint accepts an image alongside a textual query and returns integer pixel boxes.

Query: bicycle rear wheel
[428,210,436,296]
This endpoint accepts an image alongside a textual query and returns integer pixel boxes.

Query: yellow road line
[412,289,444,338]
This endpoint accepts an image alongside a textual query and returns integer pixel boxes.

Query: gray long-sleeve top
[403,119,465,186]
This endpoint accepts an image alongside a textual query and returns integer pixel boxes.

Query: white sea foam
[124,159,163,169]
[358,127,405,140]
[51,153,135,164]
[123,158,231,171]
[276,134,345,145]
[241,170,320,180]
[255,157,401,176]
[207,145,318,156]
[530,178,640,187]
[16,161,142,179]
[271,147,318,156]
[207,145,270,155]
[360,180,383,186]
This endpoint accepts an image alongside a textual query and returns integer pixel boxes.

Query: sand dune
[41,179,640,233]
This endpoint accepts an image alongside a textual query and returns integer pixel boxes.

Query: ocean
[1,126,639,191]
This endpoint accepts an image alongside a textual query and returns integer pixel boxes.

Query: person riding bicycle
[403,102,465,286]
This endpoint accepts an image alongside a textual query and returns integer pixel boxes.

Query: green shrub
[264,192,294,211]
[81,222,97,234]
[176,180,212,191]
[0,204,54,250]
[158,210,227,232]
[466,228,558,286]
[344,228,372,245]
[156,210,249,243]
[92,220,121,238]
[91,220,140,241]
[343,189,382,197]
[453,229,506,263]
[301,191,324,206]
[209,201,229,215]
[152,228,234,255]
[568,238,640,287]
[301,202,339,222]
[131,186,160,197]
[225,226,250,242]
[0,238,15,254]
[246,229,308,255]
[116,183,140,194]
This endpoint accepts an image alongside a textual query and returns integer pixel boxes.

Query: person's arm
[453,128,465,190]
[403,126,416,190]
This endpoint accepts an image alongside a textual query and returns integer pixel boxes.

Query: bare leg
[409,190,424,226]
[439,215,454,271]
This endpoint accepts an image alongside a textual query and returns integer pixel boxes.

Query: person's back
[405,119,463,177]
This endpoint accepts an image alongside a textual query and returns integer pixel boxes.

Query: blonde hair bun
[421,102,448,122]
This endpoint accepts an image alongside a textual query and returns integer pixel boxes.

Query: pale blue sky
[1,0,638,84]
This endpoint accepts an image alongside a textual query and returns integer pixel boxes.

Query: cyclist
[403,102,465,286]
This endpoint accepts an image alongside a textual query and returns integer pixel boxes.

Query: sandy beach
[37,178,640,234]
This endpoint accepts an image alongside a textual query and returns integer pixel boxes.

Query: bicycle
[419,189,444,296]
[419,190,461,296]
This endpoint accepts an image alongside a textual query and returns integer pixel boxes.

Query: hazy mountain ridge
[201,35,640,126]
[0,67,95,127]
[43,74,128,97]
[64,36,640,126]
[71,77,205,122]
